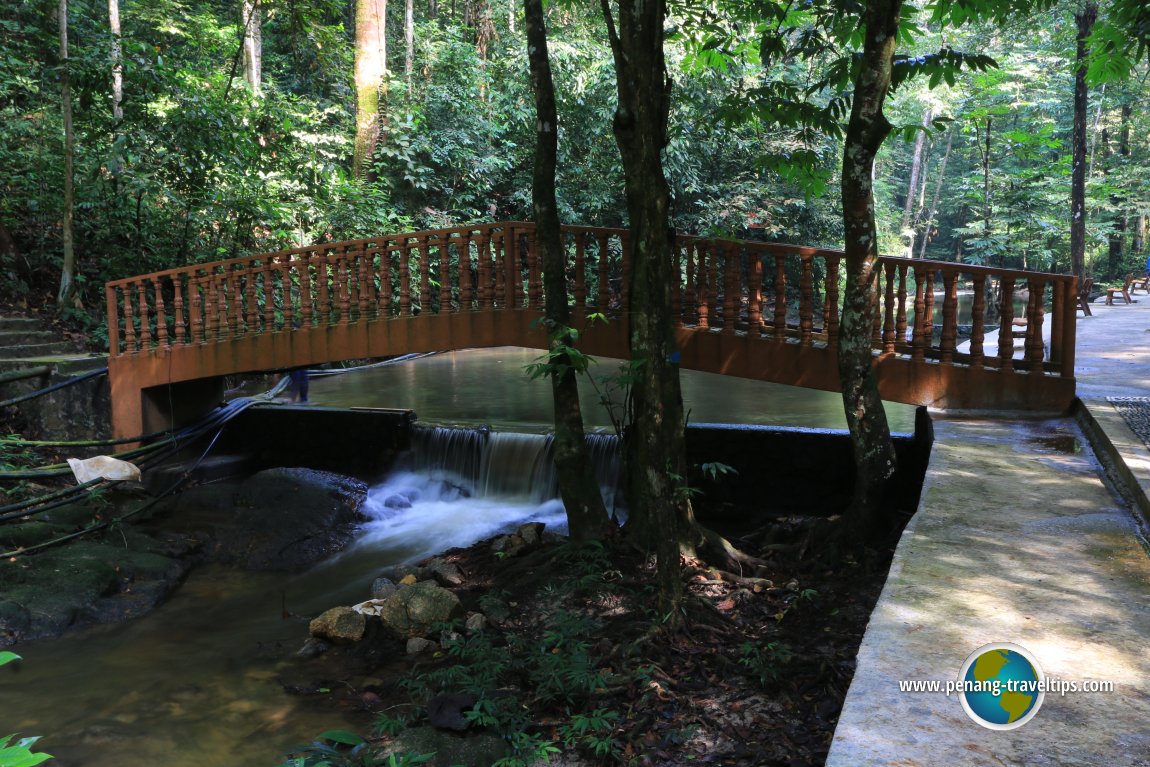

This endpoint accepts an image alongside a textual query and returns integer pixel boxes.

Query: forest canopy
[1,0,1147,320]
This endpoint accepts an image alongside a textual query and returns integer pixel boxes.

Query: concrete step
[0,342,80,359]
[0,354,108,376]
[0,329,58,346]
[0,316,46,332]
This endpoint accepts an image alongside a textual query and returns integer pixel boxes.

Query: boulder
[516,522,545,546]
[297,638,330,658]
[392,726,509,767]
[376,582,464,639]
[491,534,526,558]
[216,468,367,571]
[465,612,488,634]
[309,606,366,644]
[406,637,437,655]
[371,577,399,600]
[425,557,465,587]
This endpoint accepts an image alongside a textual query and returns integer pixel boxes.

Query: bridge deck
[104,222,1077,438]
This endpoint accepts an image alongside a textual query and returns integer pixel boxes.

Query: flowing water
[0,348,914,766]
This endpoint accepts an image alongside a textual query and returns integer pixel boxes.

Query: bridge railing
[106,221,1076,381]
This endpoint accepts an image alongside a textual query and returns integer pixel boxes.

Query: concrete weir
[829,297,1150,767]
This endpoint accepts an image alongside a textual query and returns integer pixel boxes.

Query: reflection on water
[305,346,917,432]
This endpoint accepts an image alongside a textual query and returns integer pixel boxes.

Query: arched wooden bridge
[105,222,1077,438]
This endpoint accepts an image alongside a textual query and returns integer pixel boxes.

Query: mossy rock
[0,520,68,550]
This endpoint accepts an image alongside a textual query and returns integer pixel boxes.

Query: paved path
[828,298,1150,766]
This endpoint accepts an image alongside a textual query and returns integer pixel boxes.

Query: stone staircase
[0,314,110,439]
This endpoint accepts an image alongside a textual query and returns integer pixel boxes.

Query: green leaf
[0,652,21,667]
[318,730,365,746]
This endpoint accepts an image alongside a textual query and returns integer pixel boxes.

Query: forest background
[0,0,1148,335]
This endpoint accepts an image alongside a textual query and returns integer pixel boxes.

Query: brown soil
[280,522,900,767]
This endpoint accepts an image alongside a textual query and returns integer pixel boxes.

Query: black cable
[0,368,107,409]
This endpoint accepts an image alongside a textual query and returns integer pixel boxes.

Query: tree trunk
[405,0,414,95]
[57,0,79,310]
[601,0,688,613]
[918,129,953,259]
[242,0,262,94]
[837,0,901,542]
[1070,3,1097,281]
[108,0,123,181]
[1107,102,1132,279]
[901,106,931,257]
[524,0,609,541]
[509,0,515,33]
[354,0,388,180]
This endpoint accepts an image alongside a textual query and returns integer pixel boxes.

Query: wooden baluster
[697,245,710,330]
[825,255,841,350]
[337,251,351,324]
[510,231,524,309]
[895,264,908,348]
[299,254,313,327]
[261,257,274,331]
[172,276,185,346]
[597,234,610,311]
[722,244,738,335]
[683,242,697,324]
[281,257,296,329]
[460,234,475,310]
[912,266,927,361]
[773,253,787,341]
[204,275,217,341]
[574,233,587,317]
[527,233,543,310]
[871,268,884,348]
[439,238,452,312]
[970,274,987,366]
[705,243,719,329]
[400,242,413,316]
[123,283,138,352]
[137,279,153,347]
[478,234,492,309]
[882,261,896,352]
[494,233,507,308]
[105,285,121,355]
[376,248,390,317]
[312,249,327,324]
[218,274,232,337]
[1026,277,1045,371]
[365,247,379,317]
[924,271,936,352]
[419,237,432,314]
[939,271,958,363]
[1050,278,1064,367]
[998,277,1016,371]
[153,277,168,348]
[800,252,814,345]
[228,269,241,335]
[190,275,203,343]
[748,250,763,337]
[672,241,683,327]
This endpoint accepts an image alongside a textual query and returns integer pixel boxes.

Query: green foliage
[736,640,794,686]
[0,654,53,767]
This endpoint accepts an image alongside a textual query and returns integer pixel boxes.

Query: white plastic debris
[67,456,142,483]
[352,599,389,617]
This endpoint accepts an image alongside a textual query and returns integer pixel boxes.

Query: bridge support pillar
[110,367,225,440]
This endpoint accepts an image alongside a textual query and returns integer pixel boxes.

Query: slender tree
[405,0,414,95]
[524,0,611,541]
[901,106,932,256]
[354,0,388,180]
[242,0,262,94]
[837,0,902,540]
[600,0,688,611]
[918,129,954,259]
[108,0,123,181]
[57,0,79,309]
[1070,2,1097,280]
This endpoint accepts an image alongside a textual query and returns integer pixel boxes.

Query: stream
[0,347,916,766]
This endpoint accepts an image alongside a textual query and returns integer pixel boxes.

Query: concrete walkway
[827,299,1150,766]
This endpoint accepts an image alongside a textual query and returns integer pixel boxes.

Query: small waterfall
[403,425,622,507]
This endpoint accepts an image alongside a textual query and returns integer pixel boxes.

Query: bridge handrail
[104,221,1076,384]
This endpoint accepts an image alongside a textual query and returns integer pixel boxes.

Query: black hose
[0,367,107,409]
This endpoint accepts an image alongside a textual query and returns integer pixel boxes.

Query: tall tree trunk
[354,0,388,180]
[601,0,688,613]
[901,106,931,257]
[918,129,953,259]
[509,0,515,33]
[242,0,262,94]
[405,0,414,95]
[108,0,123,180]
[838,0,901,542]
[57,0,79,310]
[1071,2,1097,281]
[524,0,609,541]
[1108,102,1132,278]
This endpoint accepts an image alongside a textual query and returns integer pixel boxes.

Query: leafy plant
[737,640,794,686]
[0,653,53,767]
